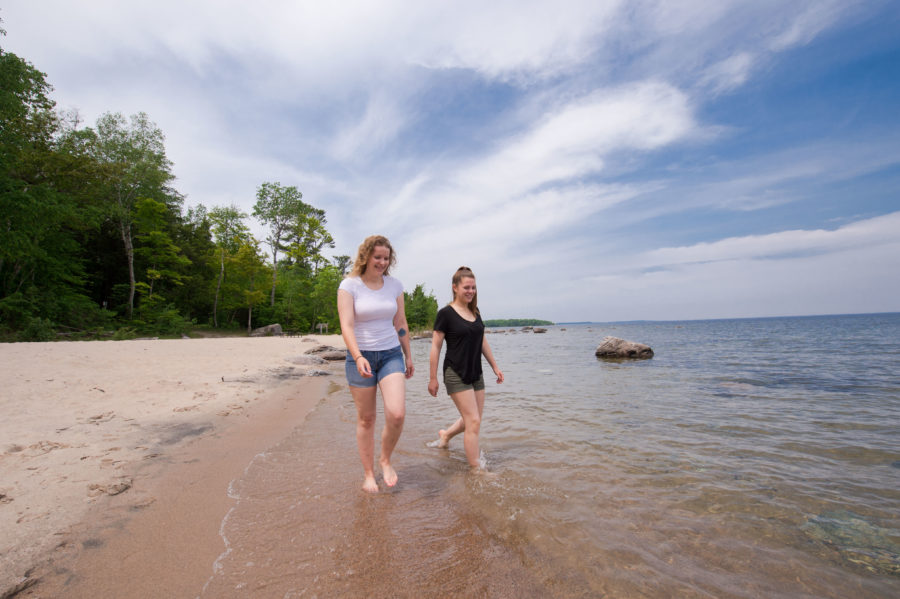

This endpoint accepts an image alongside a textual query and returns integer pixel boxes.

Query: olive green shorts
[443,366,485,394]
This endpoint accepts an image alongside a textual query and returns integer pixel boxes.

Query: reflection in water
[203,315,900,598]
[201,396,553,598]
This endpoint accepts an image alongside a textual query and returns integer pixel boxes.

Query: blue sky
[3,1,899,322]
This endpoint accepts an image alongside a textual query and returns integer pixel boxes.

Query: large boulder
[250,323,283,337]
[595,336,654,360]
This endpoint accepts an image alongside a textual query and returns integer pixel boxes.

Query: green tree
[252,182,305,307]
[0,43,100,333]
[230,241,269,334]
[286,206,335,274]
[271,266,313,332]
[86,112,173,319]
[332,254,352,276]
[168,204,216,324]
[208,204,249,327]
[404,284,438,331]
[133,197,190,300]
[309,264,342,333]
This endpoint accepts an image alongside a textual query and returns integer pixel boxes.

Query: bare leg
[377,372,406,487]
[351,385,379,493]
[449,388,484,469]
[435,417,464,448]
[431,388,485,448]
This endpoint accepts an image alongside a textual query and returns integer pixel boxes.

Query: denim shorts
[443,366,485,394]
[345,345,406,388]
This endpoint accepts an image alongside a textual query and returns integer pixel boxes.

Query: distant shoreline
[555,311,900,326]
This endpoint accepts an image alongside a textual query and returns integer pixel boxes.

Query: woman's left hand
[494,367,504,384]
[405,357,415,379]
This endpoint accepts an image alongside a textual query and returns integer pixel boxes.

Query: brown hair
[451,266,479,315]
[349,235,396,277]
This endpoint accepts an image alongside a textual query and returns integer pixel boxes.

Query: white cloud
[700,52,756,94]
[768,1,846,51]
[330,92,409,162]
[457,81,696,201]
[530,212,900,321]
[634,212,900,270]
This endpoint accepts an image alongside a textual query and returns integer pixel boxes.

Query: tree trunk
[269,247,278,307]
[213,248,224,327]
[247,304,253,335]
[120,220,136,320]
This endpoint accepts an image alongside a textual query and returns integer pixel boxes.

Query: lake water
[200,313,900,598]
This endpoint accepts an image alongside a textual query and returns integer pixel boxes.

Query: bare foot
[362,475,379,493]
[380,461,398,487]
[425,429,450,449]
[470,467,498,478]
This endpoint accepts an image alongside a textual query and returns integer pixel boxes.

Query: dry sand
[0,334,346,598]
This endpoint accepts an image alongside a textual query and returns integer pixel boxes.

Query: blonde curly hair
[349,235,396,277]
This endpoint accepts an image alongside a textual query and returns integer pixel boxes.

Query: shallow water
[201,314,900,598]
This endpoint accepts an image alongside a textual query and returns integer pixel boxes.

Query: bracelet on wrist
[354,355,363,361]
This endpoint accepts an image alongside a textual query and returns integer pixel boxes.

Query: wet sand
[0,335,344,598]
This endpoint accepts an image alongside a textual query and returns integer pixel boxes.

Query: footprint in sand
[87,478,132,497]
[85,411,115,425]
[218,403,245,416]
[24,441,70,456]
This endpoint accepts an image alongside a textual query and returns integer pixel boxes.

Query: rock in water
[595,336,654,360]
[802,510,900,576]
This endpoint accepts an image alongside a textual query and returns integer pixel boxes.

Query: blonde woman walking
[338,235,414,492]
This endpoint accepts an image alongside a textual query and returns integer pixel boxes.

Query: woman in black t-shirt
[427,267,504,470]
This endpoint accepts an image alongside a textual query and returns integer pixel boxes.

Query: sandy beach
[0,334,346,598]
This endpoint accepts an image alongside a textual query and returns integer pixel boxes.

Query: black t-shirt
[433,305,485,384]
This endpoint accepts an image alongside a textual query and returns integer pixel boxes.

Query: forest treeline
[483,319,554,327]
[0,35,437,341]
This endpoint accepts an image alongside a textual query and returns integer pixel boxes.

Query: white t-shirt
[339,275,403,350]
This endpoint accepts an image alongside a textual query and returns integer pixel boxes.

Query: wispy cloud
[633,211,900,270]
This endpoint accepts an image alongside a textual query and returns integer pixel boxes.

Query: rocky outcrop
[287,355,328,366]
[533,327,547,333]
[304,345,346,361]
[304,344,339,354]
[250,323,283,337]
[595,336,654,360]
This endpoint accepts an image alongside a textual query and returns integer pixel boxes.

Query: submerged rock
[802,510,900,576]
[595,336,654,360]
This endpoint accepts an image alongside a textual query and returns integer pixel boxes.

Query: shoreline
[0,335,345,598]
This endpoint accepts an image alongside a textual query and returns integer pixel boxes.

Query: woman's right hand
[357,357,373,378]
[428,378,439,397]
